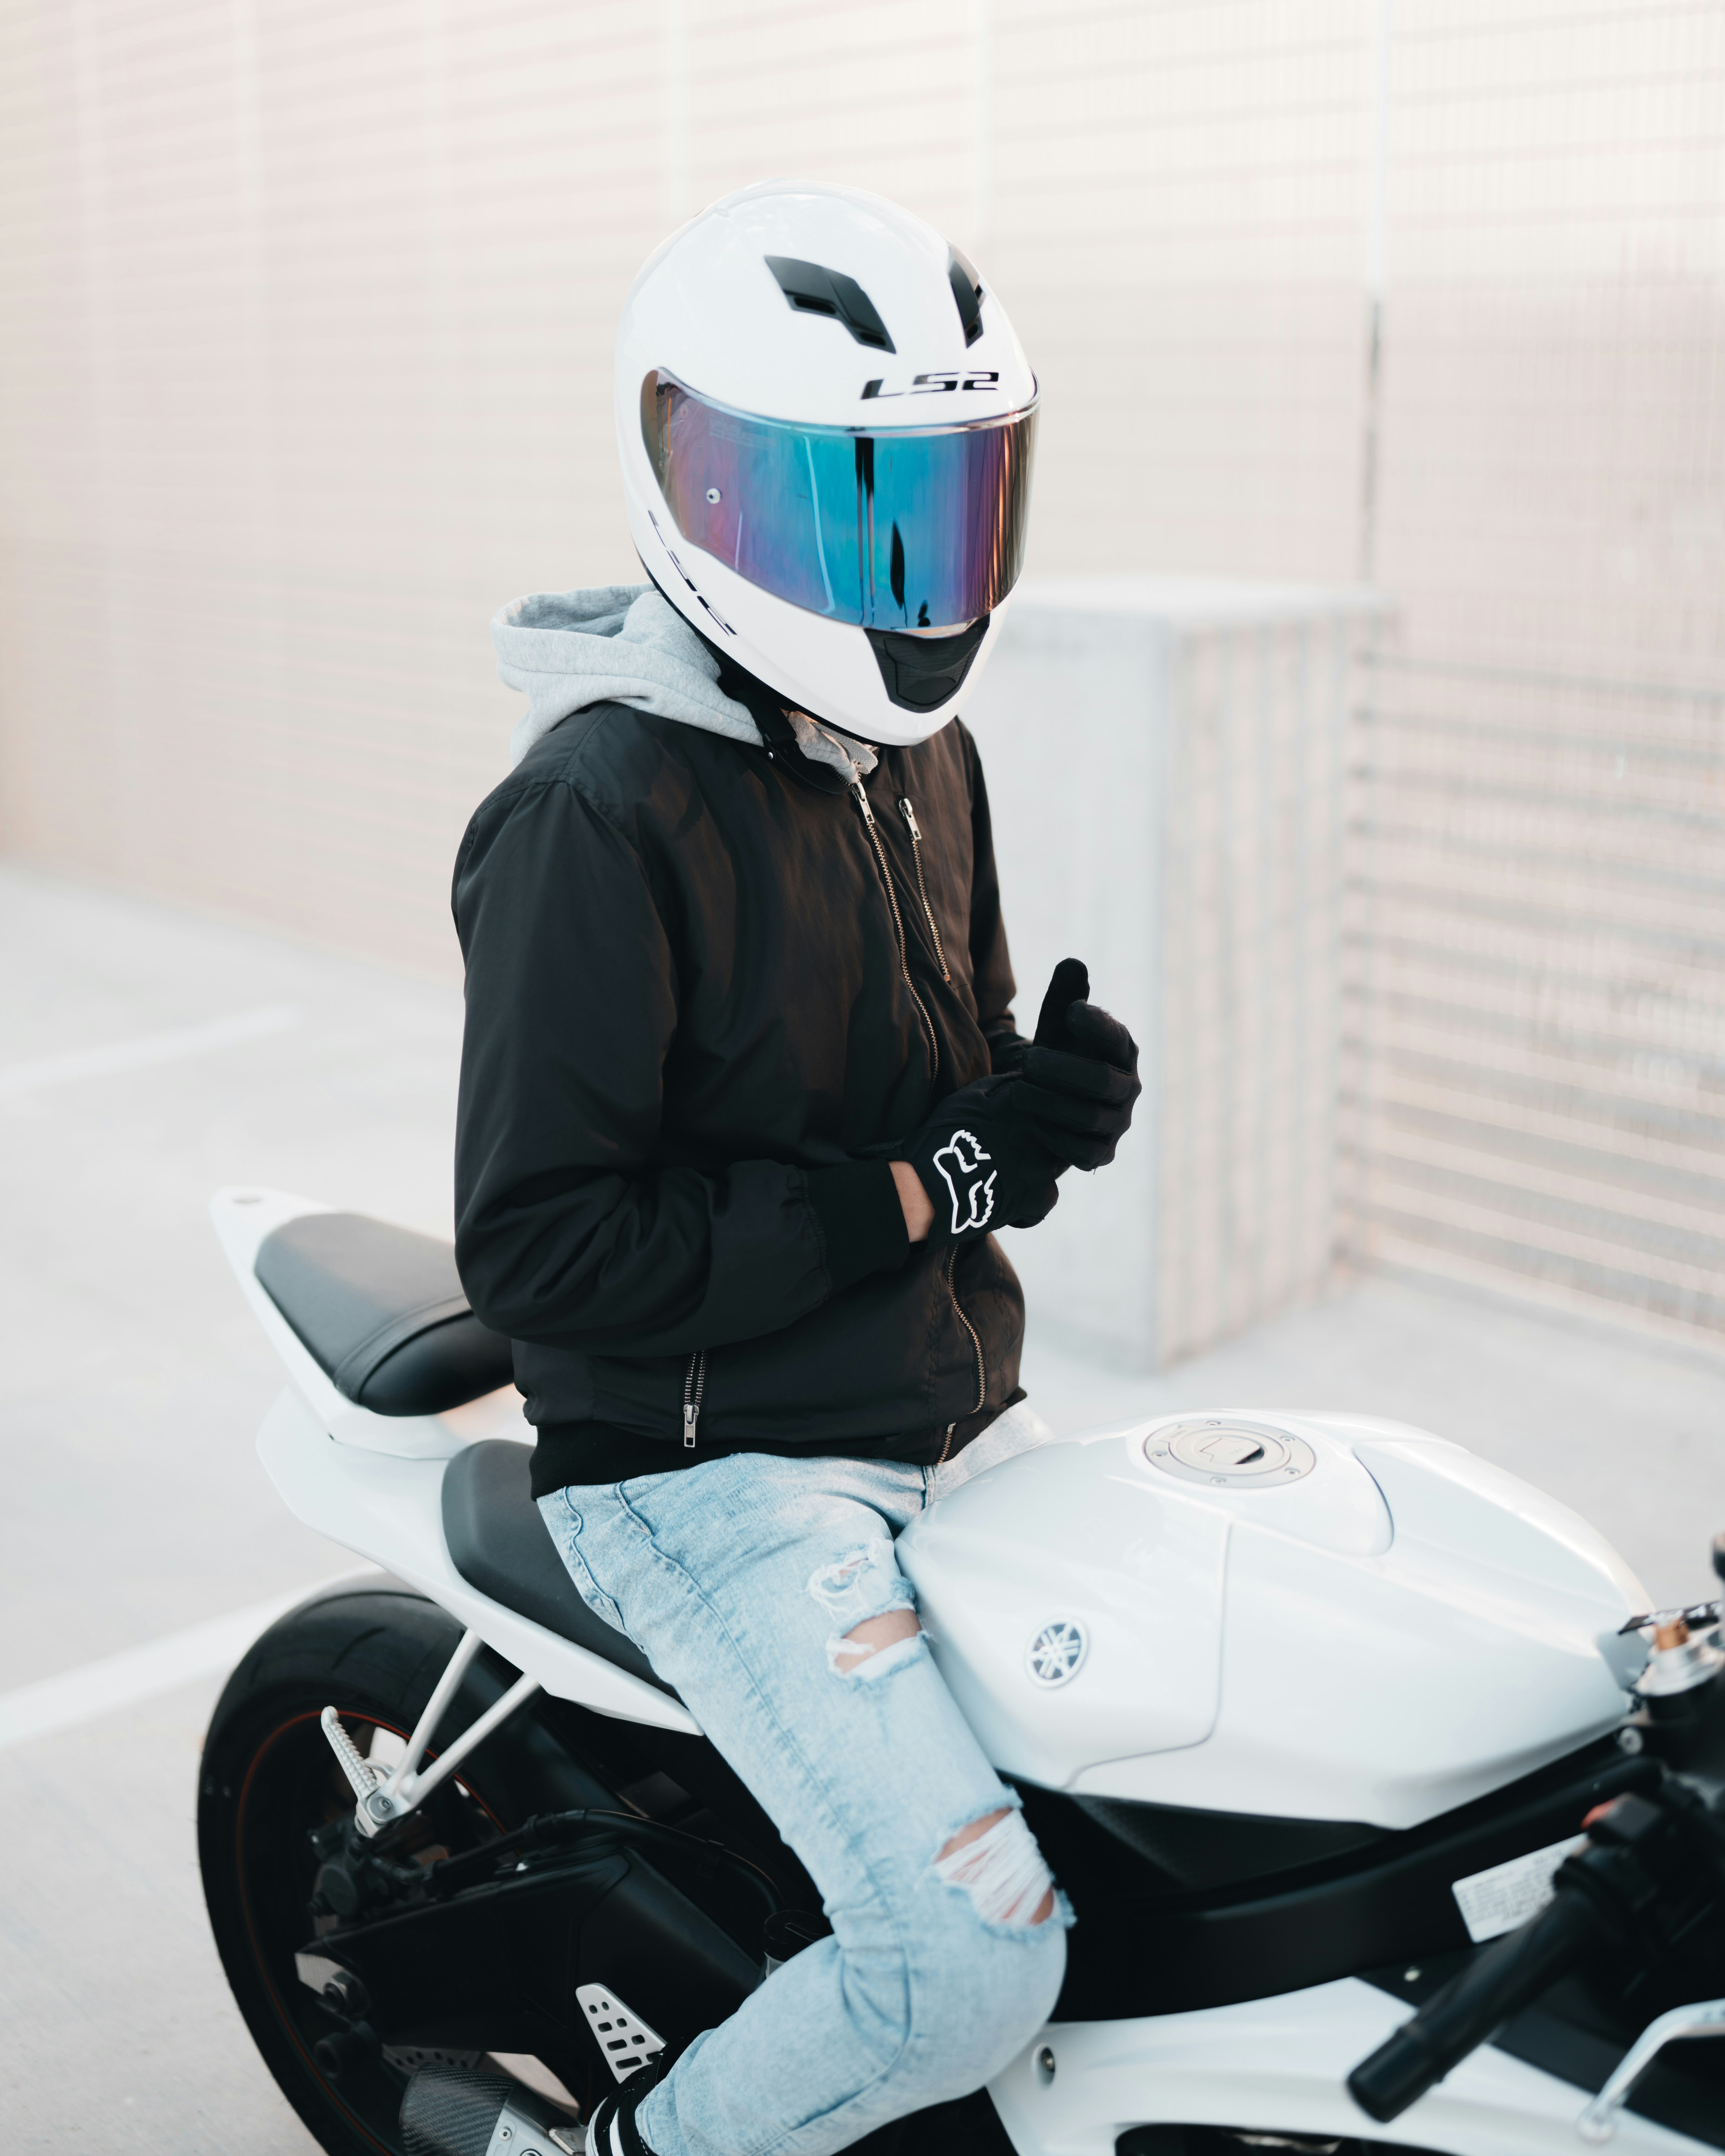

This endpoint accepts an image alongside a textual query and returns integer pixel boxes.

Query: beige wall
[7,1,1719,958]
[1,0,1372,971]
[3,0,1723,1343]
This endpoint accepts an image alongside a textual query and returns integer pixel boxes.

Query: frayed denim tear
[930,1807,1073,1933]
[807,1540,919,1680]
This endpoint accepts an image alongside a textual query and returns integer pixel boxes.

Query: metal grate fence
[1345,649,1725,1348]
[1153,612,1357,1366]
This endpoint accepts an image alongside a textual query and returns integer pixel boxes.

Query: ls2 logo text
[862,370,1000,401]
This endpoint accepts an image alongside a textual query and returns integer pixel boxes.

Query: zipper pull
[896,793,952,984]
[851,780,876,825]
[682,1348,705,1449]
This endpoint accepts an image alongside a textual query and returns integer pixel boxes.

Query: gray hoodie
[492,585,877,786]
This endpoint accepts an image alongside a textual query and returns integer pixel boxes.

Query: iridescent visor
[641,370,1037,631]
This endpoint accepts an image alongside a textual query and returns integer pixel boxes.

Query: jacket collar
[700,641,856,797]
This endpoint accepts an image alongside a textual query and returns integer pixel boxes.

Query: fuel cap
[1144,1417,1316,1488]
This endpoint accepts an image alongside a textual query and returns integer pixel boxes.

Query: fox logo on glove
[932,1129,997,1236]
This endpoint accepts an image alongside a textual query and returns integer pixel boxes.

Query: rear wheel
[198,1580,607,2156]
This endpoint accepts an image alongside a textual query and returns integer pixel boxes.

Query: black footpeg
[400,2062,577,2156]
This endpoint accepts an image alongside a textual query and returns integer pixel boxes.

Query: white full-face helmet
[616,179,1038,747]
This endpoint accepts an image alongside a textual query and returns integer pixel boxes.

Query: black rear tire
[198,1580,1014,2156]
[197,1577,610,2156]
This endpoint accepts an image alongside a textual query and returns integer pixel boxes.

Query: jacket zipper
[851,781,939,1077]
[938,1248,986,1466]
[855,777,978,1467]
[895,797,950,983]
[682,1350,706,1449]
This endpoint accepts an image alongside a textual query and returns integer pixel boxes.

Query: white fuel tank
[895,1411,1649,1831]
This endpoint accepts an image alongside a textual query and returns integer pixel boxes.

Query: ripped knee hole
[934,1808,1057,1927]
[832,1607,921,1673]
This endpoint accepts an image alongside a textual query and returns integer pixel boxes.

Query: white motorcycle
[199,1186,1725,2156]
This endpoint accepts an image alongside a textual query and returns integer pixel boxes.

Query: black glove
[903,1075,1062,1243]
[1017,957,1141,1171]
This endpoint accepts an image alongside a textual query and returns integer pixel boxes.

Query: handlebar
[1348,1784,1725,2126]
[1347,1886,1602,2122]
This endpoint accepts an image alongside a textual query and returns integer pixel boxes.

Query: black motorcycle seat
[255,1212,515,1417]
[440,1439,678,1698]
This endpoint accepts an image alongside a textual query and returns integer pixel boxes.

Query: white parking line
[0,1005,301,1096]
[0,1574,372,1750]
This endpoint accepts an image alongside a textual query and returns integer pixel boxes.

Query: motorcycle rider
[451,182,1140,2156]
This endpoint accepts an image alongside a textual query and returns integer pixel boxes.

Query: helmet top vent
[947,246,984,347]
[764,256,896,353]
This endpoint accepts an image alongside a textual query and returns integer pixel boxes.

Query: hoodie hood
[493,584,763,766]
[492,583,881,789]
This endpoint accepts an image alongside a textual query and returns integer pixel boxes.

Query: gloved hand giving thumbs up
[1016,957,1141,1170]
[893,959,1137,1244]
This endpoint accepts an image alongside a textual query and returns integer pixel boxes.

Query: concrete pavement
[2,863,1721,2150]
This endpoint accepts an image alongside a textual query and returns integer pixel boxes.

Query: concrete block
[963,575,1381,1367]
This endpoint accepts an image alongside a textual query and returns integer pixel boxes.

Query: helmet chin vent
[864,617,990,712]
[765,256,896,352]
[947,246,984,346]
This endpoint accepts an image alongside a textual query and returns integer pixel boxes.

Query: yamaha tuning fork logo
[1026,1619,1088,1688]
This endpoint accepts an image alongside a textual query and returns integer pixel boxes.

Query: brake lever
[1575,1996,1725,2141]
[1620,1535,1725,1637]
[1618,1600,1723,1638]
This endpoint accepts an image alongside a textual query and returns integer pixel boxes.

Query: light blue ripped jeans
[537,1401,1071,2156]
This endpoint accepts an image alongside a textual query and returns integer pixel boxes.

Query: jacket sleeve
[959,724,1027,1074]
[452,771,904,1354]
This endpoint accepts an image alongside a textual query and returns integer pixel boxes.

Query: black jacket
[452,693,1029,1498]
